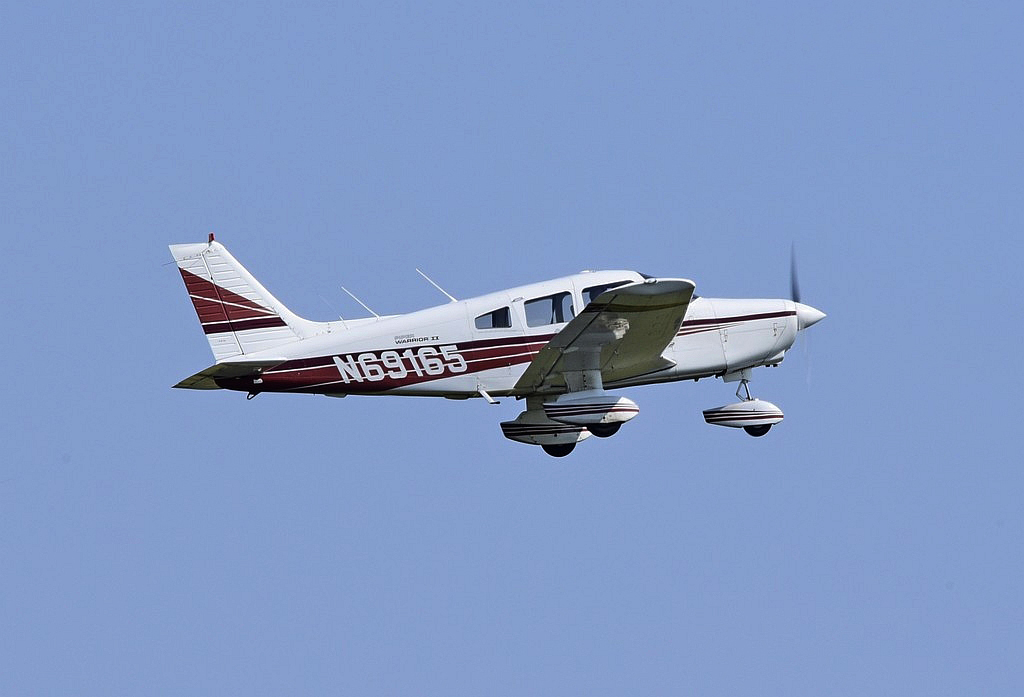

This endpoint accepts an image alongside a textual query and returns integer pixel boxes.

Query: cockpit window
[583,281,632,305]
[475,306,512,329]
[524,292,574,327]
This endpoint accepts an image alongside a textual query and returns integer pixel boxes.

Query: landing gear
[542,442,576,457]
[702,373,785,434]
[588,422,621,438]
[737,381,771,435]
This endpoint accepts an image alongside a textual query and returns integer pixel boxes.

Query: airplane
[169,235,825,456]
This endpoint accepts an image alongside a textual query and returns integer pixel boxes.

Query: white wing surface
[513,279,696,395]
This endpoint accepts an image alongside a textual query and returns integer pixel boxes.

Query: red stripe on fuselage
[219,334,555,394]
[678,310,794,331]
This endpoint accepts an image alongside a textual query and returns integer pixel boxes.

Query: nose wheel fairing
[703,378,784,436]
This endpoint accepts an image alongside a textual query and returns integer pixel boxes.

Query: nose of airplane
[795,302,826,330]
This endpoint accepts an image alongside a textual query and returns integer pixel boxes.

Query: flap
[513,279,695,395]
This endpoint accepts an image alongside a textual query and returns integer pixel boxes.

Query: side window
[583,281,631,305]
[475,306,512,329]
[524,292,575,327]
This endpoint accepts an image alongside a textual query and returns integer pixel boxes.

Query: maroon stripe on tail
[180,269,278,322]
[202,316,289,335]
[180,268,287,335]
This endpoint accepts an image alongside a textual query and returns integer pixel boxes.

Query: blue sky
[2,2,1022,694]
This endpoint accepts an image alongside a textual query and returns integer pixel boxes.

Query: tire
[743,424,772,437]
[588,422,621,438]
[542,442,576,457]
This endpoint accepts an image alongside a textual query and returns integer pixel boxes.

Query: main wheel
[588,422,621,438]
[743,424,772,437]
[542,442,576,457]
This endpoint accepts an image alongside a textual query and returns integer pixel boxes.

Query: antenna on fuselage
[318,293,349,329]
[415,268,458,303]
[341,286,380,318]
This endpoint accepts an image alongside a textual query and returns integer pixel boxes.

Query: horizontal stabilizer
[173,358,287,390]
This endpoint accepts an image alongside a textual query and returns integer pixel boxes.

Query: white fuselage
[216,270,801,398]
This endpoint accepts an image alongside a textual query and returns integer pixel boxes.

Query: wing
[513,278,695,395]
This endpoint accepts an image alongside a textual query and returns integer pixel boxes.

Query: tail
[169,235,320,362]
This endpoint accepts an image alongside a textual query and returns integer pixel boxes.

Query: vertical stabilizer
[169,238,319,362]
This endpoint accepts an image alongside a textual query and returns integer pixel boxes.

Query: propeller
[788,244,826,387]
[790,243,801,304]
[790,244,825,330]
